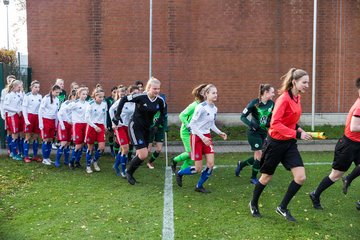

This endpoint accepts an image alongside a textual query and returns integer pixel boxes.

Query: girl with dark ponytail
[235,83,275,184]
[38,84,62,165]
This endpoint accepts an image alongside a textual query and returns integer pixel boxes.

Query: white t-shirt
[85,100,108,128]
[189,101,221,139]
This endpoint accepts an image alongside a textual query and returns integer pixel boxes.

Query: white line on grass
[162,166,174,240]
[212,162,332,169]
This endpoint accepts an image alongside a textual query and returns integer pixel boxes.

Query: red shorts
[57,121,72,142]
[41,118,56,139]
[85,123,105,144]
[190,133,214,161]
[18,113,24,132]
[72,123,87,145]
[24,113,40,134]
[5,113,21,134]
[115,126,130,145]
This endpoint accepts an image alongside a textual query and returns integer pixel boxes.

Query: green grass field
[0,152,359,239]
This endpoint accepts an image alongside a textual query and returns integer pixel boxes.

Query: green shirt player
[171,84,207,173]
[106,86,119,157]
[235,84,275,184]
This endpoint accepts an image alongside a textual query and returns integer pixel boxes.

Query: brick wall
[27,0,360,113]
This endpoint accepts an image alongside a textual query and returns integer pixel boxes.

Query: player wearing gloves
[235,84,274,184]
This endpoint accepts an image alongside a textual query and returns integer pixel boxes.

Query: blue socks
[94,149,101,162]
[55,146,64,167]
[178,166,197,176]
[42,142,52,159]
[113,153,121,176]
[64,146,70,165]
[19,138,24,156]
[86,150,92,166]
[23,140,29,158]
[120,155,127,174]
[196,167,213,189]
[33,140,39,157]
[46,142,52,158]
[11,139,18,156]
[6,135,12,152]
[42,142,47,158]
[76,149,82,163]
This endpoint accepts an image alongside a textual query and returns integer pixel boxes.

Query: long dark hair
[192,84,207,102]
[255,83,273,107]
[49,85,61,104]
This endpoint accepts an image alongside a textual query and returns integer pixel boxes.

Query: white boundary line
[212,162,332,168]
[162,166,174,240]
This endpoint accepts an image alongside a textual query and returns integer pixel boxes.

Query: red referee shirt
[268,91,302,140]
[344,98,360,142]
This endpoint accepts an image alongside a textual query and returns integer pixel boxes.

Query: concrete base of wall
[168,113,347,126]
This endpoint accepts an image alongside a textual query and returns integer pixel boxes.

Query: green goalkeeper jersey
[179,101,198,135]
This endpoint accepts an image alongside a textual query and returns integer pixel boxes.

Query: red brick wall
[27,0,360,113]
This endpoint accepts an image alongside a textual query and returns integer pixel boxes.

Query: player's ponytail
[256,83,272,107]
[49,85,61,104]
[8,80,22,92]
[278,68,308,94]
[68,89,77,100]
[192,83,207,102]
[5,78,16,93]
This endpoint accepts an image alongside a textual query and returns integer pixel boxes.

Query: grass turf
[0,152,359,239]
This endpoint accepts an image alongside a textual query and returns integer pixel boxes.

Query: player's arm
[156,98,166,127]
[57,105,66,130]
[103,102,108,127]
[179,102,197,130]
[22,95,30,125]
[85,104,97,129]
[350,108,360,132]
[188,105,205,139]
[38,96,47,130]
[241,100,259,131]
[109,99,119,128]
[113,94,138,125]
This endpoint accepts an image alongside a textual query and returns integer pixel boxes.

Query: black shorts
[148,126,165,143]
[128,121,149,150]
[260,136,304,175]
[247,130,267,151]
[332,135,360,172]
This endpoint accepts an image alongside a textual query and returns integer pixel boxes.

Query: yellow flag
[306,132,327,139]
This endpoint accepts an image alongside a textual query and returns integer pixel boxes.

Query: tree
[0,48,17,65]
